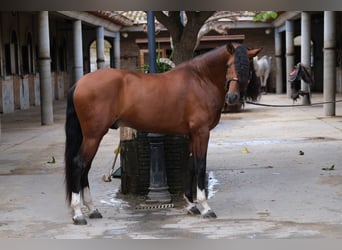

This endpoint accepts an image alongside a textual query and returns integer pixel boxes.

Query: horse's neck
[193,46,228,86]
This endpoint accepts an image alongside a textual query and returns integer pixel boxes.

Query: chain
[246,99,342,108]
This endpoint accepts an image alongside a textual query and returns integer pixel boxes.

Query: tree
[154,11,215,65]
[153,11,278,65]
[253,11,278,22]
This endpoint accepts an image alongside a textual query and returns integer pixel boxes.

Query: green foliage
[143,60,173,73]
[156,61,173,73]
[253,11,278,22]
[143,43,174,73]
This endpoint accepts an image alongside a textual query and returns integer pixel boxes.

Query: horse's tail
[64,85,82,204]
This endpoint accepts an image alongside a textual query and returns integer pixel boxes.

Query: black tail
[64,85,83,204]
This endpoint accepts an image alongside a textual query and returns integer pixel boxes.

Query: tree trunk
[154,11,215,65]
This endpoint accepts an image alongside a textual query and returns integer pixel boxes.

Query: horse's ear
[226,43,235,54]
[247,48,262,59]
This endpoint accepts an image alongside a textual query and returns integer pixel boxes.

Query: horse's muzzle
[226,92,240,105]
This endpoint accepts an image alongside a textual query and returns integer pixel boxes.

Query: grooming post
[146,11,171,203]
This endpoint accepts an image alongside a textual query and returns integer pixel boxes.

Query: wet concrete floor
[1,94,342,238]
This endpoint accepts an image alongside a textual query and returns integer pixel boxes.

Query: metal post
[286,20,295,98]
[147,11,157,74]
[301,12,311,105]
[146,11,171,203]
[38,11,53,125]
[73,20,83,83]
[323,11,336,116]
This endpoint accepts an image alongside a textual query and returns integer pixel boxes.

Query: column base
[146,187,172,203]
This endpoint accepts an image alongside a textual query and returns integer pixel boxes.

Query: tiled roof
[117,11,263,25]
[89,11,273,28]
[88,11,134,26]
[115,11,147,25]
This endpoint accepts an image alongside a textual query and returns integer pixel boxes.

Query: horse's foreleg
[192,130,217,218]
[184,153,201,215]
[195,154,216,218]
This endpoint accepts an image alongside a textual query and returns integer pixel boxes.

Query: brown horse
[65,42,261,225]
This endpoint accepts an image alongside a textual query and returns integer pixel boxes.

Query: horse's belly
[119,118,189,136]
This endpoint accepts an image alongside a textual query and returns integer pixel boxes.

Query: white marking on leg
[82,187,95,212]
[71,192,83,219]
[183,194,197,211]
[197,186,211,215]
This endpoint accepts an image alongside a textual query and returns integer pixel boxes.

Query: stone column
[301,12,311,105]
[114,32,120,69]
[73,20,83,83]
[38,11,53,125]
[274,28,283,94]
[286,20,295,98]
[96,26,105,69]
[323,11,336,116]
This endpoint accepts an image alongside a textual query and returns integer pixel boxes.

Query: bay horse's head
[225,43,262,105]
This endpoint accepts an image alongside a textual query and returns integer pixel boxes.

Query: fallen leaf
[241,147,249,154]
[114,147,121,154]
[322,165,335,171]
[47,156,56,164]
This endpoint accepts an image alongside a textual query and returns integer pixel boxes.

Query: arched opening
[58,38,67,72]
[22,32,34,74]
[293,35,314,67]
[89,39,112,72]
[5,30,19,75]
[50,37,57,72]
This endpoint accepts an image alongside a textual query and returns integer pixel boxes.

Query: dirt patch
[320,174,342,188]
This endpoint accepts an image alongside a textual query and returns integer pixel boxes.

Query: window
[5,31,19,75]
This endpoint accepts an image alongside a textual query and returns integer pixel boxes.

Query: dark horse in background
[65,42,262,225]
[289,63,314,102]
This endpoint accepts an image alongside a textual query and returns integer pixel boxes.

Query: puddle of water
[100,188,130,208]
[207,171,219,199]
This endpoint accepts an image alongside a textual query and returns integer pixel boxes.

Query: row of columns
[38,11,121,125]
[274,11,337,116]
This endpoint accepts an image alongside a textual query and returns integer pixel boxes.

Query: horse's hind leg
[71,136,104,225]
[81,165,102,219]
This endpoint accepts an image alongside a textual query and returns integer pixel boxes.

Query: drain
[135,203,175,210]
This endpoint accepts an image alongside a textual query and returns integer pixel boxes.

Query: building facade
[1,11,341,117]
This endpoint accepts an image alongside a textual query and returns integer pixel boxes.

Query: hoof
[73,216,87,225]
[202,210,217,219]
[89,209,103,219]
[187,206,201,216]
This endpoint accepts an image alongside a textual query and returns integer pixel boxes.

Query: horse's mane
[181,45,228,71]
[170,44,261,102]
[234,46,249,88]
[245,59,261,101]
